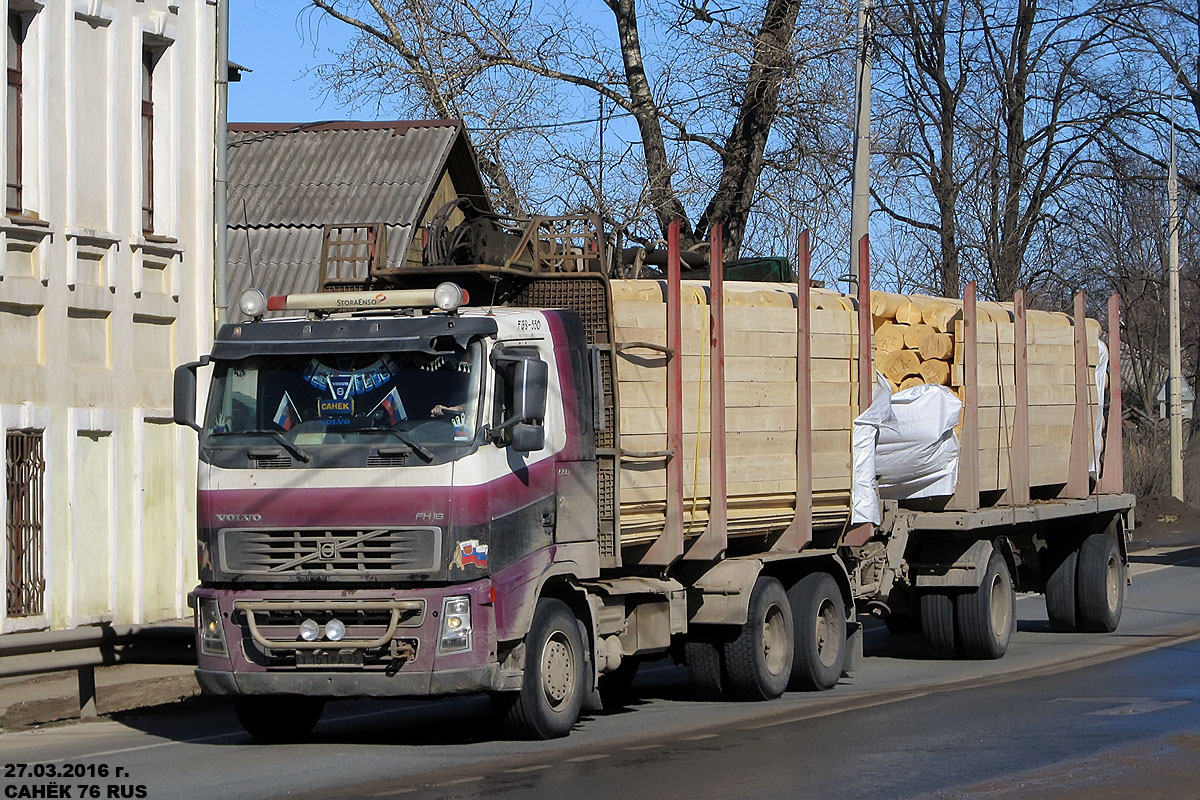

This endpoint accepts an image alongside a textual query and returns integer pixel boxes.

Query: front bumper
[196,664,514,697]
[193,581,518,698]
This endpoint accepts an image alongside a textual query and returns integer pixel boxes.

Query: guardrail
[0,622,195,718]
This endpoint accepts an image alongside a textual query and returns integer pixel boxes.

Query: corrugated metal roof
[228,125,462,227]
[226,119,488,315]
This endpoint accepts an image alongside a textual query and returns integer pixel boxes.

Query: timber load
[609,280,1107,549]
[869,291,1103,493]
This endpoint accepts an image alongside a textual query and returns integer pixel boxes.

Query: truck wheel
[955,551,1016,659]
[724,576,794,700]
[684,639,727,699]
[1077,532,1125,632]
[234,696,324,742]
[787,572,846,691]
[1045,548,1078,631]
[920,591,957,657]
[497,598,586,739]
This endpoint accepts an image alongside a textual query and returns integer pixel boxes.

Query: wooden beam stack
[613,280,858,546]
[871,290,1101,493]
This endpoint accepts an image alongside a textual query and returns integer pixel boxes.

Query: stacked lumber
[871,290,1102,493]
[964,318,1101,492]
[612,280,858,546]
[870,292,965,392]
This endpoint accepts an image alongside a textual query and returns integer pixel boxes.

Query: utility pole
[848,0,874,295]
[1168,102,1184,500]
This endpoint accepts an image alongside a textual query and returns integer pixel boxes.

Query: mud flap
[578,618,604,713]
[842,620,864,676]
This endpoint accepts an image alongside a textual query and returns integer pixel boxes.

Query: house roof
[226,119,490,316]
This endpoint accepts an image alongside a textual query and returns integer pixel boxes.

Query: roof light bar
[266,283,469,313]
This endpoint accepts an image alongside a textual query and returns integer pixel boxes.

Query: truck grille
[219,527,441,575]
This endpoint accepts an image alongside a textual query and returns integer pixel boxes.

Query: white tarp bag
[876,384,962,500]
[852,378,962,526]
[851,375,897,526]
[1091,340,1109,477]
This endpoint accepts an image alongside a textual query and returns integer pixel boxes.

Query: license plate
[296,649,364,668]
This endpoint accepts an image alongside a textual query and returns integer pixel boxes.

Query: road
[2,546,1199,800]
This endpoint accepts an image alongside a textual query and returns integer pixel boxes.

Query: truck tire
[954,551,1016,659]
[234,696,324,742]
[723,576,794,700]
[787,572,846,691]
[1045,548,1078,632]
[685,639,727,699]
[497,598,586,739]
[1077,532,1125,632]
[920,591,957,658]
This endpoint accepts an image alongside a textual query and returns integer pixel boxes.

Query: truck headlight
[439,595,472,653]
[198,598,228,657]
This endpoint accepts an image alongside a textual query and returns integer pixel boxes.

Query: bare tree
[873,0,981,297]
[305,0,853,257]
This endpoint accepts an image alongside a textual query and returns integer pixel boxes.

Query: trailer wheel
[724,576,794,700]
[1077,532,1125,632]
[1045,548,1078,631]
[920,592,957,657]
[496,598,586,739]
[787,572,846,691]
[955,551,1016,659]
[234,696,324,742]
[685,638,727,699]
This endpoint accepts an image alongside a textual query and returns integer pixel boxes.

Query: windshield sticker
[317,397,354,418]
[451,539,489,569]
[369,386,408,425]
[272,391,300,431]
[303,356,398,397]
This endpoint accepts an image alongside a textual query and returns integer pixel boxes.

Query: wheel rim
[988,573,1011,638]
[541,631,575,710]
[814,597,841,668]
[762,603,788,675]
[1105,554,1120,614]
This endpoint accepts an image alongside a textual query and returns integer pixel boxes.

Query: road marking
[566,754,610,762]
[436,776,485,786]
[681,733,718,741]
[624,743,662,751]
[505,764,551,774]
[1090,700,1192,716]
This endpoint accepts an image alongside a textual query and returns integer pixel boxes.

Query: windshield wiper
[355,428,434,462]
[211,430,311,463]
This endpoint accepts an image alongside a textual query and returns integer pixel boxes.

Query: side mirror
[512,357,548,423]
[510,423,545,453]
[489,347,549,449]
[173,356,210,432]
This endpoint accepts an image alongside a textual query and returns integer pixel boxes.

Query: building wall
[0,0,215,632]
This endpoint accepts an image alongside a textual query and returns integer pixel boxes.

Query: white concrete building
[0,0,216,632]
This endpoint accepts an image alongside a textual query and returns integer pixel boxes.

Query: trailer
[174,216,1132,740]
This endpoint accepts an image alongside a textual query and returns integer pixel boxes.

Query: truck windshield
[203,342,483,451]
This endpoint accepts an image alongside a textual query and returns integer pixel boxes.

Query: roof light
[434,282,469,312]
[239,288,267,318]
[265,284,469,314]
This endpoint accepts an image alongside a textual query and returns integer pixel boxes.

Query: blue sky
[229,0,359,123]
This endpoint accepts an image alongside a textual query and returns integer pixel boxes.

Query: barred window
[5,430,44,617]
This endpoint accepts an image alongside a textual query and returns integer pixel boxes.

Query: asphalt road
[3,546,1199,800]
